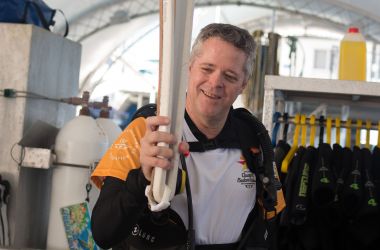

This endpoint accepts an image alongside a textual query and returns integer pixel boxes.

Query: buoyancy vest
[290,146,317,226]
[372,147,380,206]
[127,104,285,249]
[342,146,363,218]
[312,143,335,208]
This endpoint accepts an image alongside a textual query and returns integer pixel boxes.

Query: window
[314,49,328,69]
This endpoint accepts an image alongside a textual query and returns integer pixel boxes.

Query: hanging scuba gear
[342,120,363,218]
[373,146,380,207]
[274,113,291,183]
[342,146,363,217]
[289,115,317,226]
[377,121,380,149]
[374,121,380,205]
[360,148,378,215]
[311,143,335,206]
[331,117,345,206]
[359,120,378,220]
[280,146,305,226]
[311,116,335,207]
[344,148,380,250]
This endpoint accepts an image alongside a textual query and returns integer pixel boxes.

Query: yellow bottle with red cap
[338,27,366,81]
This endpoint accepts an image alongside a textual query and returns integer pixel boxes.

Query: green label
[350,183,359,190]
[298,164,309,197]
[368,199,378,207]
[320,177,330,184]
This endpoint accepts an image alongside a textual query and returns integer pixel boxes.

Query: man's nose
[209,72,223,87]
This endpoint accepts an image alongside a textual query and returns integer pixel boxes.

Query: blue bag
[0,0,68,37]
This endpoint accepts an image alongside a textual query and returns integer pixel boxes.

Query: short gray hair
[190,23,255,81]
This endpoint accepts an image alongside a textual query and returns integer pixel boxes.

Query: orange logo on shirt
[238,155,248,171]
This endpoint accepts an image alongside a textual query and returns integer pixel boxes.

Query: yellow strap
[281,114,300,173]
[326,117,332,145]
[345,119,351,148]
[378,121,380,148]
[355,119,362,147]
[365,120,371,149]
[301,114,307,147]
[292,114,301,147]
[180,169,187,193]
[310,115,316,146]
[335,117,341,145]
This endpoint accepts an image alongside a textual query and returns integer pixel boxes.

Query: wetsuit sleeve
[90,117,149,248]
[91,171,149,249]
[91,117,147,188]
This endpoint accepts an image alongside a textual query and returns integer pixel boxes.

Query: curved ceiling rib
[59,0,380,43]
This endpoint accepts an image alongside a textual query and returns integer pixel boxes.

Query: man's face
[186,37,247,122]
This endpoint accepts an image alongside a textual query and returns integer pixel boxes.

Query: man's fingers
[144,156,173,169]
[145,116,170,131]
[146,131,177,145]
[140,115,182,181]
[147,145,174,159]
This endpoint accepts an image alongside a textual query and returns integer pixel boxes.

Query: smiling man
[186,36,249,138]
[91,23,283,250]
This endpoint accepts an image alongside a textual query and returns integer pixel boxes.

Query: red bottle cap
[348,27,359,33]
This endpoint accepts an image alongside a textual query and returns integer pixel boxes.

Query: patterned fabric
[91,117,146,188]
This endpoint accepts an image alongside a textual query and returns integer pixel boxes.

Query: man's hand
[140,116,189,181]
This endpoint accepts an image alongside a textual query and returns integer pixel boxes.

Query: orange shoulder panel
[257,188,286,220]
[258,165,286,219]
[91,117,146,189]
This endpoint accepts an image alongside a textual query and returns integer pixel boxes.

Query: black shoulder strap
[232,108,277,212]
[231,108,260,173]
[232,108,279,249]
[131,103,157,121]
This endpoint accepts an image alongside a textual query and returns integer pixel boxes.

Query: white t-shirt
[170,120,257,245]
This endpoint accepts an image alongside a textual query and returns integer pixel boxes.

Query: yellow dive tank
[339,27,366,81]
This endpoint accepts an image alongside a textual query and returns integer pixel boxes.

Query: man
[91,23,282,249]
